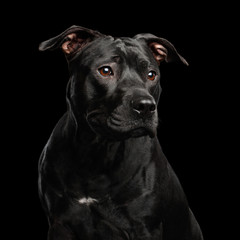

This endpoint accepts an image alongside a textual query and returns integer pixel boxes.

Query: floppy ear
[39,25,104,60]
[134,33,188,66]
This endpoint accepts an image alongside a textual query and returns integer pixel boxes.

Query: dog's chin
[86,111,158,140]
[106,117,157,139]
[87,118,156,140]
[128,127,155,138]
[92,125,155,140]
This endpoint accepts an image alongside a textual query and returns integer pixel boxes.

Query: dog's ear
[134,33,188,66]
[39,25,104,60]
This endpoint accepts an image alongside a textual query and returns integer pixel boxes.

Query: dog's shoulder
[38,112,71,174]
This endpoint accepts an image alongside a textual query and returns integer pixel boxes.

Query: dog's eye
[98,66,113,77]
[147,71,157,81]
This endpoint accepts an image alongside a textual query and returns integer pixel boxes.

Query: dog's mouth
[129,127,155,138]
[86,110,157,139]
[107,115,156,138]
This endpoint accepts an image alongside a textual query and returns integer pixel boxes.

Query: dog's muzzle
[86,95,158,140]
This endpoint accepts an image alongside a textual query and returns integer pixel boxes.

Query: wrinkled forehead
[79,36,150,66]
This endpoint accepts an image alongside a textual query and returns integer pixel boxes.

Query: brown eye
[147,71,156,81]
[98,66,113,77]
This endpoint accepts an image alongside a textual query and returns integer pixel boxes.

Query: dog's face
[39,26,188,140]
[71,36,161,139]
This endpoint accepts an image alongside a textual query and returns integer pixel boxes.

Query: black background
[5,2,232,240]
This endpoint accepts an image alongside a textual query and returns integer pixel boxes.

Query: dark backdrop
[6,3,230,240]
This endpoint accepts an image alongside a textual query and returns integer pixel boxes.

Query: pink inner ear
[149,42,168,64]
[61,33,78,55]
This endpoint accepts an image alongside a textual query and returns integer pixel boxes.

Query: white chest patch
[78,197,98,206]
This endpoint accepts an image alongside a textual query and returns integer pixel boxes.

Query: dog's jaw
[86,111,157,140]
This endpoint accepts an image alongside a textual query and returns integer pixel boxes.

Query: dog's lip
[108,114,123,126]
[86,110,157,139]
[107,117,156,138]
[129,127,155,138]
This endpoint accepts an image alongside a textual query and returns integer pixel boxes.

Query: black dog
[38,25,203,240]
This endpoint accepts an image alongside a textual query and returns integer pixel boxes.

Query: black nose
[132,98,156,116]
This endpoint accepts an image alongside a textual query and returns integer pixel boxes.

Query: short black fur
[38,25,203,240]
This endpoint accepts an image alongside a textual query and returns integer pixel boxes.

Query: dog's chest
[68,138,154,195]
[73,161,157,218]
[74,191,157,239]
[77,196,98,205]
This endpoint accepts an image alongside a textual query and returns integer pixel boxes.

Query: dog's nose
[132,98,156,116]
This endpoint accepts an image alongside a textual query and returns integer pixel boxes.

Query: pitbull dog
[38,25,204,240]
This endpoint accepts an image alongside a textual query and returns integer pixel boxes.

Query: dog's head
[39,25,188,140]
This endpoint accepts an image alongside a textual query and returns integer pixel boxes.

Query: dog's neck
[64,112,155,172]
[48,111,159,200]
